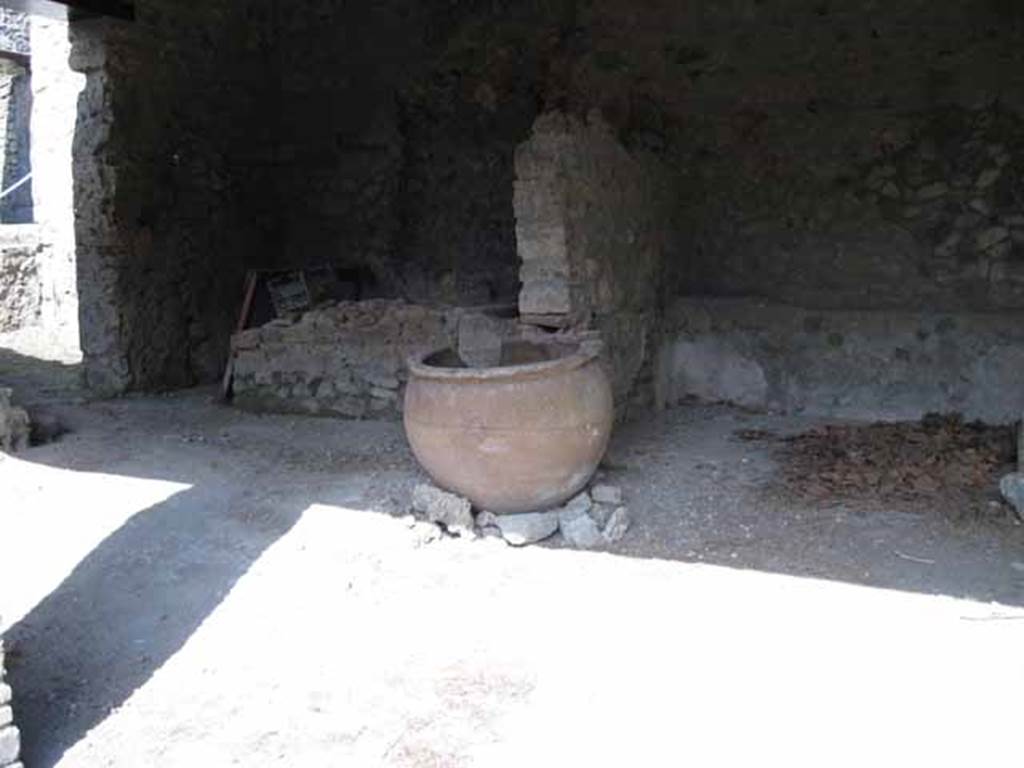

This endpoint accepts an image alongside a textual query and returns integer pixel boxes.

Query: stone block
[513,180,566,223]
[591,484,622,505]
[1000,473,1024,516]
[491,511,559,546]
[518,260,570,286]
[412,483,474,532]
[515,222,569,265]
[559,506,604,549]
[519,279,571,317]
[365,371,400,390]
[457,312,505,368]
[602,506,631,544]
[323,396,368,419]
[559,491,592,518]
[589,503,615,528]
[369,387,398,403]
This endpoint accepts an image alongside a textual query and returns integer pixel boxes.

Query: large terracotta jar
[404,339,613,514]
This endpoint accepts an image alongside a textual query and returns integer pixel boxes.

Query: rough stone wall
[62,0,551,394]
[678,104,1024,312]
[273,1,557,307]
[0,634,20,768]
[70,0,277,393]
[514,111,675,408]
[52,0,1024,399]
[0,226,43,331]
[656,297,1024,423]
[545,0,1024,311]
[232,300,460,419]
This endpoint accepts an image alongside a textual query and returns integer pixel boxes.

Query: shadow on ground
[2,383,1023,765]
[5,488,304,766]
[0,379,398,766]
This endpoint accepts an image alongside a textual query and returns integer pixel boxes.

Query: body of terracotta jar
[404,340,613,514]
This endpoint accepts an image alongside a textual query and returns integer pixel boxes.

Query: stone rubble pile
[231,300,520,420]
[231,300,453,419]
[410,481,631,550]
[0,633,21,768]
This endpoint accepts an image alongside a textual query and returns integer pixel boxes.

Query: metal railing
[0,171,31,201]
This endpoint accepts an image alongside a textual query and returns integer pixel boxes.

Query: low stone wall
[0,634,21,768]
[656,297,1024,423]
[232,300,519,419]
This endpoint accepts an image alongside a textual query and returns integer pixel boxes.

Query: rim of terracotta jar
[407,339,602,382]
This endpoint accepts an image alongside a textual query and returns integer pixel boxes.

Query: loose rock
[458,312,505,368]
[602,506,631,544]
[491,511,560,546]
[591,484,623,505]
[476,510,499,529]
[412,483,474,532]
[560,490,592,518]
[559,504,604,549]
[589,503,615,528]
[1000,473,1024,516]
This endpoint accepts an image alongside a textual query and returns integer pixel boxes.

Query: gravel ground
[1,388,1023,766]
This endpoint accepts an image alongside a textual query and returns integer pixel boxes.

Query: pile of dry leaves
[743,415,1017,518]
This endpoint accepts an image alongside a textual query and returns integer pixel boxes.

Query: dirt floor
[2,378,1024,766]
